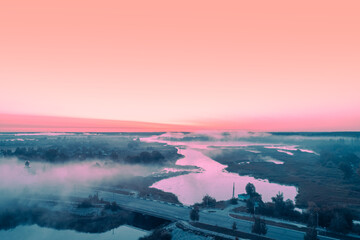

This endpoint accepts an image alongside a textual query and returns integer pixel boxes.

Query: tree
[283,199,295,217]
[232,221,237,230]
[251,217,267,235]
[284,199,295,212]
[246,183,256,197]
[44,149,58,162]
[344,153,360,165]
[151,151,165,161]
[272,192,285,216]
[77,199,93,208]
[329,212,352,234]
[246,199,255,214]
[202,194,216,208]
[128,141,139,149]
[104,201,121,212]
[24,160,30,168]
[230,197,238,205]
[338,162,353,179]
[272,192,284,204]
[190,207,200,221]
[307,212,318,228]
[307,202,320,227]
[304,227,319,240]
[110,151,119,160]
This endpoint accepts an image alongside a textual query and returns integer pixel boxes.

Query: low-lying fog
[0,158,157,201]
[1,131,358,206]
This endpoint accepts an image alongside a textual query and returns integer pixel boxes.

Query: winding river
[143,135,298,205]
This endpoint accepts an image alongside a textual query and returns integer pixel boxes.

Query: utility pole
[316,212,319,235]
[232,182,235,199]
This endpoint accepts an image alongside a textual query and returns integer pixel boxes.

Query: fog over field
[1,1,359,239]
[1,131,360,239]
[0,158,158,201]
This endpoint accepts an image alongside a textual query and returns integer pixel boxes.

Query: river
[0,225,148,240]
[143,134,298,205]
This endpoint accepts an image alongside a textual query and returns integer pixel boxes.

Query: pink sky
[0,1,359,131]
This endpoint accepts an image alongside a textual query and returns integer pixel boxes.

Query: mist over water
[0,158,157,201]
[142,131,303,205]
[0,131,323,206]
[151,147,297,204]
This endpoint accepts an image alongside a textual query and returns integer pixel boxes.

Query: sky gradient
[1,1,359,131]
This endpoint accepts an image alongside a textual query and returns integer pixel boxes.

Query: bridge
[88,187,342,240]
[23,186,355,240]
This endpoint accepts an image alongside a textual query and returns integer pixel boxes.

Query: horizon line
[1,113,360,132]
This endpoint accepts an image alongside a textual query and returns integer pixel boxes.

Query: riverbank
[0,197,170,233]
[148,147,297,205]
[205,146,360,214]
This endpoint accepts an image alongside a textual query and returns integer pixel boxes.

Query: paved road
[25,186,349,240]
[76,187,340,240]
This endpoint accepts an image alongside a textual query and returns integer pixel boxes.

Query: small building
[238,193,250,201]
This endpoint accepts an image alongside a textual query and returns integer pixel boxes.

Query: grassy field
[203,143,360,216]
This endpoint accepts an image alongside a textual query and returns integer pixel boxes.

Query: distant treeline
[270,132,360,138]
[1,146,167,165]
[318,142,360,179]
[0,135,181,165]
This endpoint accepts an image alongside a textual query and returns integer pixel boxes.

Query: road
[72,187,341,240]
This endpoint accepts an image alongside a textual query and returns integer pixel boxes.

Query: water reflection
[144,135,298,205]
[0,225,148,240]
